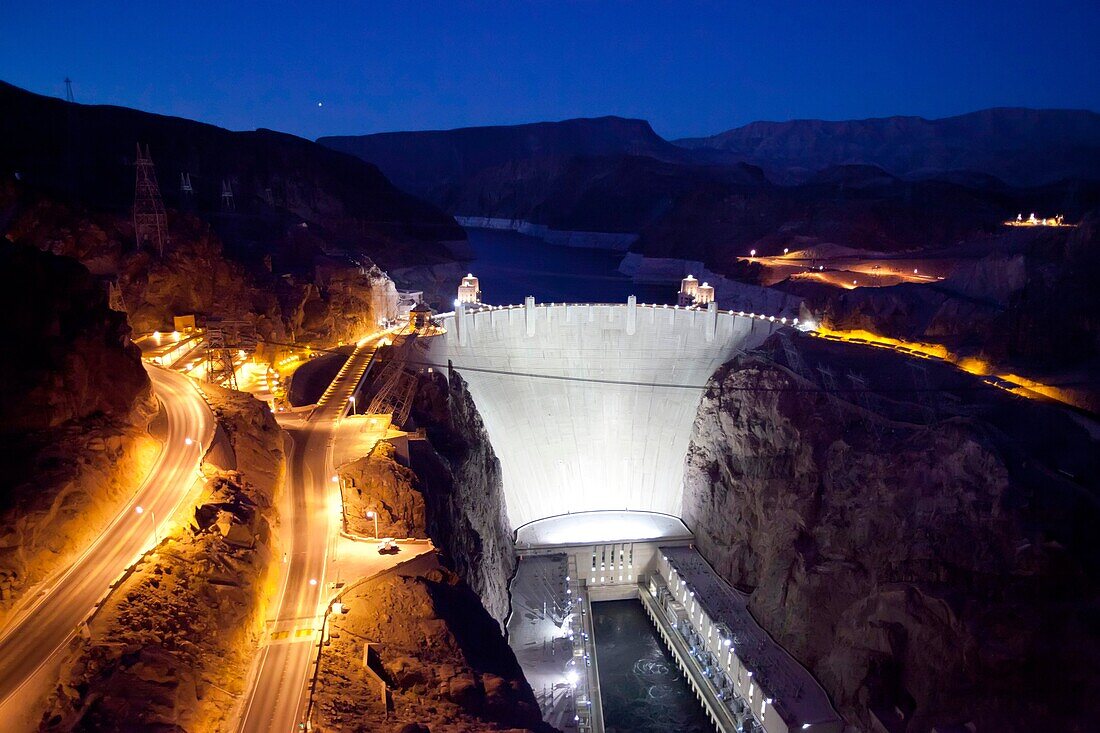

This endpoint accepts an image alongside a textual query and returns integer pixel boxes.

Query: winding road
[0,366,214,716]
[238,336,383,733]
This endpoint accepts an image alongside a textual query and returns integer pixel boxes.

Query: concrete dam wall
[423,298,785,528]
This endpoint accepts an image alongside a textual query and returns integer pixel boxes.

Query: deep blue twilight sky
[3,1,1098,140]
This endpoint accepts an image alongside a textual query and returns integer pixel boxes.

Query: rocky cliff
[39,385,285,731]
[1,77,461,350]
[0,242,158,626]
[340,439,427,539]
[409,369,517,628]
[340,359,516,628]
[805,218,1100,410]
[2,180,400,347]
[681,335,1100,731]
[312,552,552,733]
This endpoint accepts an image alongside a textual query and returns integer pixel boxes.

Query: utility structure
[132,143,168,256]
[64,77,74,103]
[220,179,235,211]
[778,330,809,380]
[107,280,127,313]
[366,337,428,428]
[204,319,255,391]
[180,172,193,196]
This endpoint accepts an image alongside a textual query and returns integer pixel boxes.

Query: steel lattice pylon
[366,337,428,427]
[133,143,167,256]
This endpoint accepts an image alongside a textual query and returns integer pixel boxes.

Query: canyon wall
[0,242,158,625]
[681,335,1100,731]
[410,369,517,627]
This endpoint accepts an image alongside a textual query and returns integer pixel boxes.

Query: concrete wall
[424,298,784,528]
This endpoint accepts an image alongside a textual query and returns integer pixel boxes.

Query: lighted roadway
[237,332,395,733]
[0,366,214,721]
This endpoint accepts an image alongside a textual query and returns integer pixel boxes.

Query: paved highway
[238,336,383,733]
[0,365,214,711]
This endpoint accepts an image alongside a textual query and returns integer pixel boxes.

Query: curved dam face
[424,298,783,529]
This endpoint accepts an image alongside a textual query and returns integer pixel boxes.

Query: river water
[592,599,714,733]
[461,228,671,305]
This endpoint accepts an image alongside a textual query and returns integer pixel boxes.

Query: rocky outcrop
[39,385,285,732]
[3,183,402,348]
[312,552,553,733]
[0,240,151,432]
[0,242,159,625]
[340,440,427,539]
[410,369,517,628]
[681,336,1100,731]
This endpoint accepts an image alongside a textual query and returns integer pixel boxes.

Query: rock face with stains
[681,336,1100,732]
[312,553,553,733]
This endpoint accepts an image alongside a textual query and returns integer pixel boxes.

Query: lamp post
[349,395,356,415]
[366,510,378,538]
[135,505,158,544]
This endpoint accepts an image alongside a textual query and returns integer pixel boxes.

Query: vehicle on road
[377,538,400,555]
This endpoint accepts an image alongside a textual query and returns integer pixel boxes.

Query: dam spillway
[424,297,784,528]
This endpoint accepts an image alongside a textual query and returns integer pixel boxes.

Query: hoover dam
[425,295,788,528]
[418,279,839,733]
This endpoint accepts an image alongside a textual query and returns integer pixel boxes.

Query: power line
[401,357,1097,395]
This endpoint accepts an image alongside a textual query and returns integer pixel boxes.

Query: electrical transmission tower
[64,77,74,103]
[815,365,845,424]
[905,361,936,424]
[366,337,429,427]
[133,143,167,256]
[180,172,193,195]
[220,179,235,211]
[779,330,809,380]
[846,371,883,445]
[204,320,254,391]
[107,280,127,313]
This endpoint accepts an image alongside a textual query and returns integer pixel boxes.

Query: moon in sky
[317,101,323,107]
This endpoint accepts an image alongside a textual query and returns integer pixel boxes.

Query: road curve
[0,365,214,708]
[238,337,383,733]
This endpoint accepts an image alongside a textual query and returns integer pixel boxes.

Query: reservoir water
[592,599,713,733]
[461,227,670,305]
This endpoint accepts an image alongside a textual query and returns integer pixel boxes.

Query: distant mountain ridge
[319,111,1100,274]
[319,116,693,201]
[675,108,1100,186]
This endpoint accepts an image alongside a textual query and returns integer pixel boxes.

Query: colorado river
[592,599,713,733]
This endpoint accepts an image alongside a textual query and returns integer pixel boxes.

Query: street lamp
[349,395,356,415]
[366,510,378,538]
[135,505,158,544]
